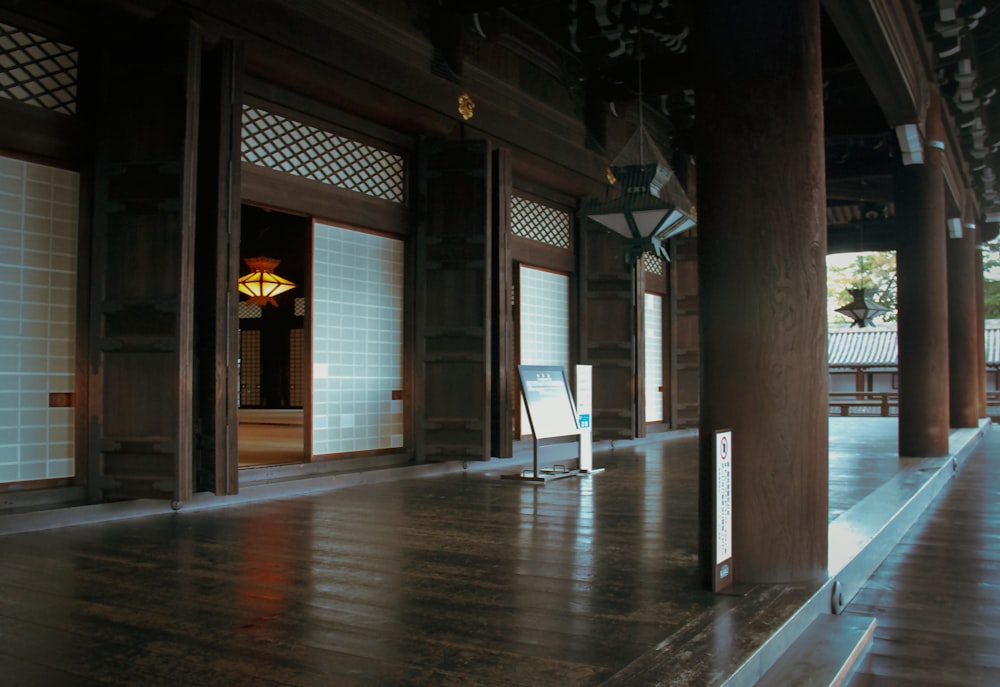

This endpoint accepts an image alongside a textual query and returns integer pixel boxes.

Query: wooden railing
[831,391,1000,419]
[828,391,897,417]
[988,391,1000,421]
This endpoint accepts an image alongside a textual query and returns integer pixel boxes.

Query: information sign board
[518,365,579,439]
[714,429,733,592]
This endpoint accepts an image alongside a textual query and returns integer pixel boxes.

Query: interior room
[237,204,309,467]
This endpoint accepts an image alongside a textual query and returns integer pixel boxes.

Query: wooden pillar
[976,247,988,418]
[947,223,979,427]
[194,38,243,495]
[490,148,514,458]
[696,0,828,585]
[895,93,950,456]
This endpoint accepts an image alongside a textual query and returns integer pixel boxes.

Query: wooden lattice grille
[643,253,666,275]
[511,194,571,249]
[0,23,77,115]
[241,105,405,204]
[239,329,261,407]
[289,328,304,408]
[238,301,262,319]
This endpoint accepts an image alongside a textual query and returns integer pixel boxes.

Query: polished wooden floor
[845,427,1000,687]
[0,419,986,686]
[239,422,305,466]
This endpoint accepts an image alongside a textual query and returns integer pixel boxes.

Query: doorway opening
[237,204,309,467]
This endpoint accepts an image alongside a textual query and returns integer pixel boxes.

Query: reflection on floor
[238,409,304,467]
[0,419,988,686]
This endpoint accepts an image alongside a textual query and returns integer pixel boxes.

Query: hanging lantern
[835,203,893,327]
[237,256,296,307]
[835,287,890,327]
[581,128,696,264]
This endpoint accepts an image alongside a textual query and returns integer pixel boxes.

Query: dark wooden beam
[827,221,896,254]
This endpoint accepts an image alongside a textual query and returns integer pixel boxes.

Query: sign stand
[503,365,582,484]
[713,429,734,592]
[576,365,603,475]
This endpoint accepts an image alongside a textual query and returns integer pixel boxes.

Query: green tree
[827,251,897,325]
[985,242,1000,318]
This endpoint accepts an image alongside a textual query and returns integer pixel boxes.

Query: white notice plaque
[714,429,733,591]
[576,365,593,472]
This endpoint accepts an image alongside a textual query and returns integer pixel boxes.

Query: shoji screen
[518,265,570,435]
[644,292,664,423]
[0,157,78,483]
[312,222,403,454]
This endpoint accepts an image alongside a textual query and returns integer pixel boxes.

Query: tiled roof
[829,321,1000,367]
[987,326,1000,367]
[828,326,897,367]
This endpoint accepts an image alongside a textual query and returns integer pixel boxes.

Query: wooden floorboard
[0,438,713,687]
[0,419,965,686]
[846,427,1000,687]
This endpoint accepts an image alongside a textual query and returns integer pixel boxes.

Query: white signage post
[714,429,733,592]
[576,365,602,474]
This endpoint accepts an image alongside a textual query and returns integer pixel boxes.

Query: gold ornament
[458,93,475,121]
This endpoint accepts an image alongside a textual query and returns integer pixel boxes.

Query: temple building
[1,1,999,683]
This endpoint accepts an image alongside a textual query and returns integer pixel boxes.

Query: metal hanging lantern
[835,287,890,327]
[835,203,892,327]
[582,128,696,264]
[237,256,296,307]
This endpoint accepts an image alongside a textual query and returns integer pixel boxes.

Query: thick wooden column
[895,94,950,456]
[947,225,979,427]
[195,37,243,495]
[490,148,513,458]
[696,0,828,585]
[975,247,988,418]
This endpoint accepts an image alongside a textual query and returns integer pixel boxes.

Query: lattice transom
[241,105,405,204]
[642,253,666,275]
[511,194,571,249]
[238,301,262,319]
[0,23,77,115]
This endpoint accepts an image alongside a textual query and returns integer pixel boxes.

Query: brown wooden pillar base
[696,0,828,586]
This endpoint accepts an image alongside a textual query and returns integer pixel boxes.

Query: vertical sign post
[576,365,597,473]
[714,429,733,592]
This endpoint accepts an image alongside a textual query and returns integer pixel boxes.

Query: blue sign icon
[720,564,730,579]
[578,413,591,428]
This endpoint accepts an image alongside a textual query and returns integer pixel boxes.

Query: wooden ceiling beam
[822,0,983,220]
[821,0,932,127]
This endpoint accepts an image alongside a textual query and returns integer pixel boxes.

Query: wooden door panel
[670,234,700,428]
[88,21,200,503]
[580,228,637,440]
[416,141,492,462]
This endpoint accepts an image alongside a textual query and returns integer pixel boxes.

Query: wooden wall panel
[88,21,201,504]
[670,234,699,428]
[579,227,636,440]
[415,140,492,462]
